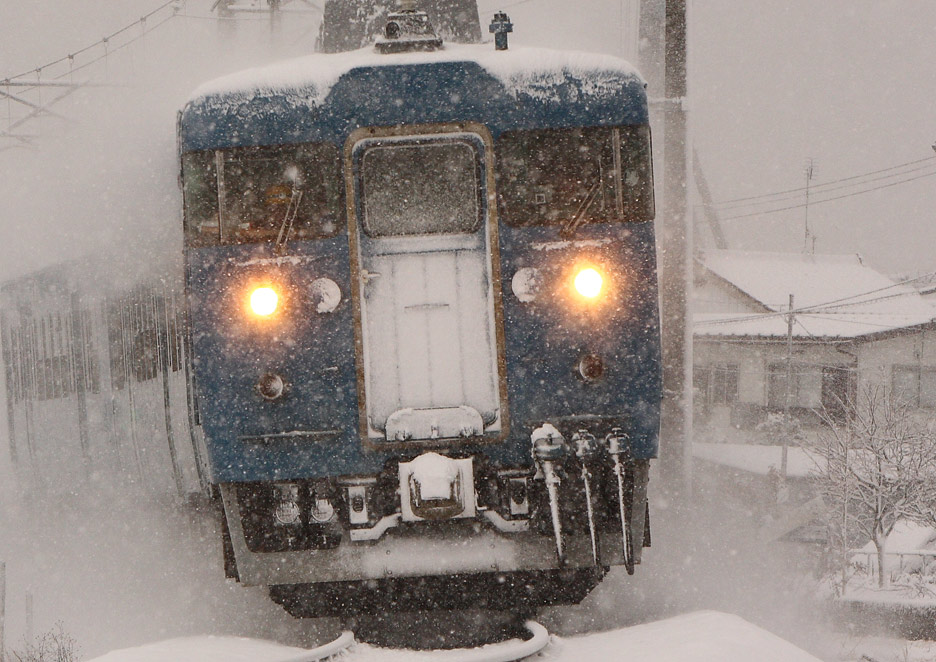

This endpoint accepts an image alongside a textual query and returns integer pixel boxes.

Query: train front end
[178,35,660,617]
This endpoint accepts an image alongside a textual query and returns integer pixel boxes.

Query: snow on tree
[806,385,936,589]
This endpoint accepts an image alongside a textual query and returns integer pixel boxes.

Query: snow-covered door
[351,130,502,442]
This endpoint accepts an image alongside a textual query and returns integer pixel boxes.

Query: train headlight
[310,497,336,523]
[249,286,279,316]
[574,267,603,299]
[273,484,301,526]
[310,278,341,313]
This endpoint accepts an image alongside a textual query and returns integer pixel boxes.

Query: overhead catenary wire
[2,0,181,83]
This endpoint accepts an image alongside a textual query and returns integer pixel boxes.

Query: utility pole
[0,562,5,662]
[803,158,817,254]
[640,0,692,496]
[783,294,794,479]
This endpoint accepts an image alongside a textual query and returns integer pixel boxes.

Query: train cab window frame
[495,124,654,228]
[182,142,343,247]
[354,134,485,238]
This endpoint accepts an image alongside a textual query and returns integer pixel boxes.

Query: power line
[711,154,936,208]
[713,160,936,214]
[719,167,936,223]
[696,269,936,328]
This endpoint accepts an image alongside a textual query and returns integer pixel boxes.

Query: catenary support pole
[642,0,692,497]
[24,590,32,644]
[1,561,5,662]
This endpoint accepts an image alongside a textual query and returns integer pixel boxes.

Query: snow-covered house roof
[695,250,936,339]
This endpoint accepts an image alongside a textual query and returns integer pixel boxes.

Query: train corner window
[182,142,343,247]
[182,150,220,246]
[495,125,654,228]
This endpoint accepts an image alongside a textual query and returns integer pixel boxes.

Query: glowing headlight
[250,286,279,316]
[574,268,604,299]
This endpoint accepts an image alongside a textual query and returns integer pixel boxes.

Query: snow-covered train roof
[188,44,644,105]
[179,44,649,152]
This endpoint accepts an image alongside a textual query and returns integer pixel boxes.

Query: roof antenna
[376,0,443,53]
[489,12,513,50]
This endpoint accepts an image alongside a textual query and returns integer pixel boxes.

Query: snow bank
[85,611,822,662]
[86,636,328,662]
[693,442,818,478]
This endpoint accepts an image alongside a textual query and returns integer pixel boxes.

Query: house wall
[857,329,936,404]
[694,329,936,443]
[694,338,854,443]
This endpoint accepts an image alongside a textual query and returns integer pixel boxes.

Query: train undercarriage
[220,425,651,617]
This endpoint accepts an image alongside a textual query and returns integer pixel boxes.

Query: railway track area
[85,611,826,662]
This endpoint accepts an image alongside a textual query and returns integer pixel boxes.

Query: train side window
[132,329,161,382]
[79,308,101,394]
[495,125,654,227]
[185,142,343,246]
[107,301,127,391]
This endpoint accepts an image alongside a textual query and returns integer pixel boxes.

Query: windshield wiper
[561,179,601,237]
[274,188,303,254]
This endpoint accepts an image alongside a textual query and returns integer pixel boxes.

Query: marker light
[250,286,279,316]
[574,268,603,299]
[511,267,541,302]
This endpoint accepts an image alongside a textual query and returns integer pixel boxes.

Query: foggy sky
[1,0,934,279]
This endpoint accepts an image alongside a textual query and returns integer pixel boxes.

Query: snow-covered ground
[2,440,933,662]
[87,611,822,662]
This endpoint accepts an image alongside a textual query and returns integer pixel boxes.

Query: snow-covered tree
[808,385,936,589]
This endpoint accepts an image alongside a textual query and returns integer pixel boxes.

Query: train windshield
[182,142,342,246]
[495,125,654,228]
[357,136,482,237]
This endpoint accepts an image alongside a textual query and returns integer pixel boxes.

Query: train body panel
[1,261,207,496]
[178,39,661,615]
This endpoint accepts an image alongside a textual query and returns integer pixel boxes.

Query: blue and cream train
[2,13,661,617]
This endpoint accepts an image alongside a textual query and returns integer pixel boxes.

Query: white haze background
[0,0,935,658]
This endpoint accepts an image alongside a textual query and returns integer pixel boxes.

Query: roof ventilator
[376,0,443,54]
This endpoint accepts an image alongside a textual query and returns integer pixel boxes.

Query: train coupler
[531,423,568,566]
[605,428,634,574]
[571,430,601,565]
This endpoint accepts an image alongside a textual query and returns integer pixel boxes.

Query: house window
[694,363,739,405]
[893,365,936,409]
[767,362,822,408]
[821,366,855,422]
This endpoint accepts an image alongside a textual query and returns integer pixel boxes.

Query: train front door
[350,127,503,443]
